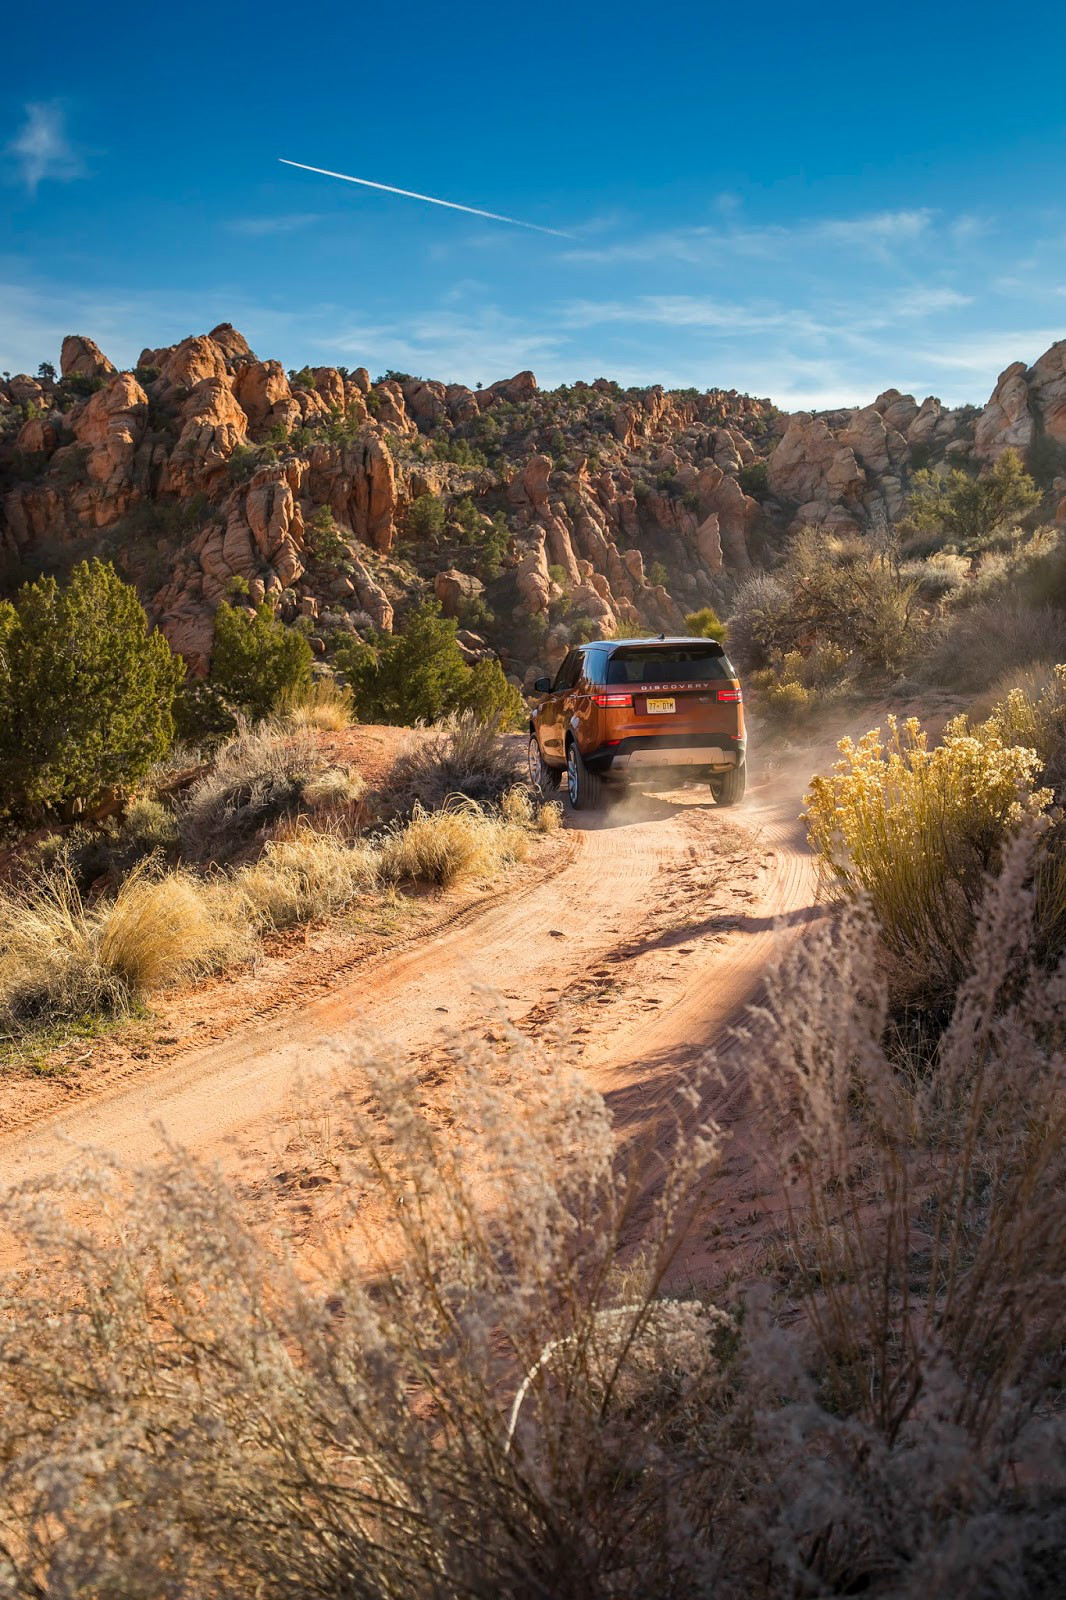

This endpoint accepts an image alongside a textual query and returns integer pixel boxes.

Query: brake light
[592,693,633,708]
[717,688,742,703]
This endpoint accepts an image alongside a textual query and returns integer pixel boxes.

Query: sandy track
[0,767,818,1193]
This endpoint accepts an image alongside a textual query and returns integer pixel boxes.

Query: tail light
[717,687,742,703]
[592,692,633,708]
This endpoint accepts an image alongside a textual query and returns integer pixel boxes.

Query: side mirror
[533,676,551,694]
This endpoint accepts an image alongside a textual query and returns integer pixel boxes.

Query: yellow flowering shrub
[804,714,1051,1004]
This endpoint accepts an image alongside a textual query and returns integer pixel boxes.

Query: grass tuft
[0,865,242,1035]
[378,795,531,887]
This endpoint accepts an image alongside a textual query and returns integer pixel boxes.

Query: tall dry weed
[734,830,1066,1593]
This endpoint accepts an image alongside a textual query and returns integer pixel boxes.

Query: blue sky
[3,0,1064,408]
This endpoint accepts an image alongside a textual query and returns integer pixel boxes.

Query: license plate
[645,697,675,714]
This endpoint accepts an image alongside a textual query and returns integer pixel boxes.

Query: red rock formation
[60,335,115,380]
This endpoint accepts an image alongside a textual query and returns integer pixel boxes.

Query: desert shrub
[729,532,913,676]
[737,459,769,499]
[274,676,353,732]
[747,666,812,725]
[0,560,183,817]
[804,712,1052,1008]
[304,505,351,565]
[179,725,362,865]
[234,829,377,931]
[172,678,240,743]
[684,605,726,641]
[35,797,182,892]
[387,712,523,813]
[899,447,1040,554]
[0,864,239,1034]
[898,549,969,602]
[499,782,562,833]
[916,600,1066,692]
[725,571,792,670]
[406,492,445,539]
[377,796,530,887]
[943,525,1066,615]
[747,640,852,728]
[209,602,313,722]
[461,658,525,727]
[0,1030,725,1598]
[335,603,524,729]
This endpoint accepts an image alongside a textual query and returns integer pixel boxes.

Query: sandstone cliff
[2,326,1064,683]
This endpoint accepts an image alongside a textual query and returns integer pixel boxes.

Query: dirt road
[0,767,819,1200]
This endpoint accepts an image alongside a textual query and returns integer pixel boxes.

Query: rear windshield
[606,646,735,685]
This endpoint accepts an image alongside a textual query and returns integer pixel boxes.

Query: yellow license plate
[646,697,675,714]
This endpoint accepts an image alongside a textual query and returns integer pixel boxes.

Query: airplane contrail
[278,159,571,238]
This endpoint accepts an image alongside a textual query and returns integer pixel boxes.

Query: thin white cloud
[228,213,324,237]
[5,101,85,193]
[563,207,937,267]
[890,287,973,317]
[327,306,565,385]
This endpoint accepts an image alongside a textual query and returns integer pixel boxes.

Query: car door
[539,649,580,763]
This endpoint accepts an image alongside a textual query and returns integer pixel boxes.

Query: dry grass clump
[0,865,242,1033]
[804,711,1052,1007]
[2,856,1066,1594]
[500,783,562,833]
[917,599,1066,692]
[234,829,378,931]
[377,794,532,887]
[180,723,362,865]
[273,677,354,732]
[387,711,523,813]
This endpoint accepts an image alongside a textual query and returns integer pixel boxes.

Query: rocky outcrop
[479,370,537,407]
[373,381,415,436]
[60,335,115,380]
[156,335,230,397]
[207,322,255,365]
[768,414,867,510]
[15,416,58,455]
[434,568,484,618]
[70,373,149,509]
[245,471,306,587]
[162,378,248,494]
[975,362,1033,462]
[839,405,907,477]
[874,389,920,436]
[306,434,396,552]
[402,378,448,431]
[233,360,291,427]
[1028,340,1066,446]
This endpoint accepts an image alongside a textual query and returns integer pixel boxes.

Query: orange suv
[528,635,746,811]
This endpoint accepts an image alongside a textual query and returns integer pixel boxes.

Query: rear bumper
[584,732,746,775]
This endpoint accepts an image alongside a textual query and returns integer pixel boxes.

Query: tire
[528,733,561,794]
[710,763,746,807]
[566,740,603,811]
